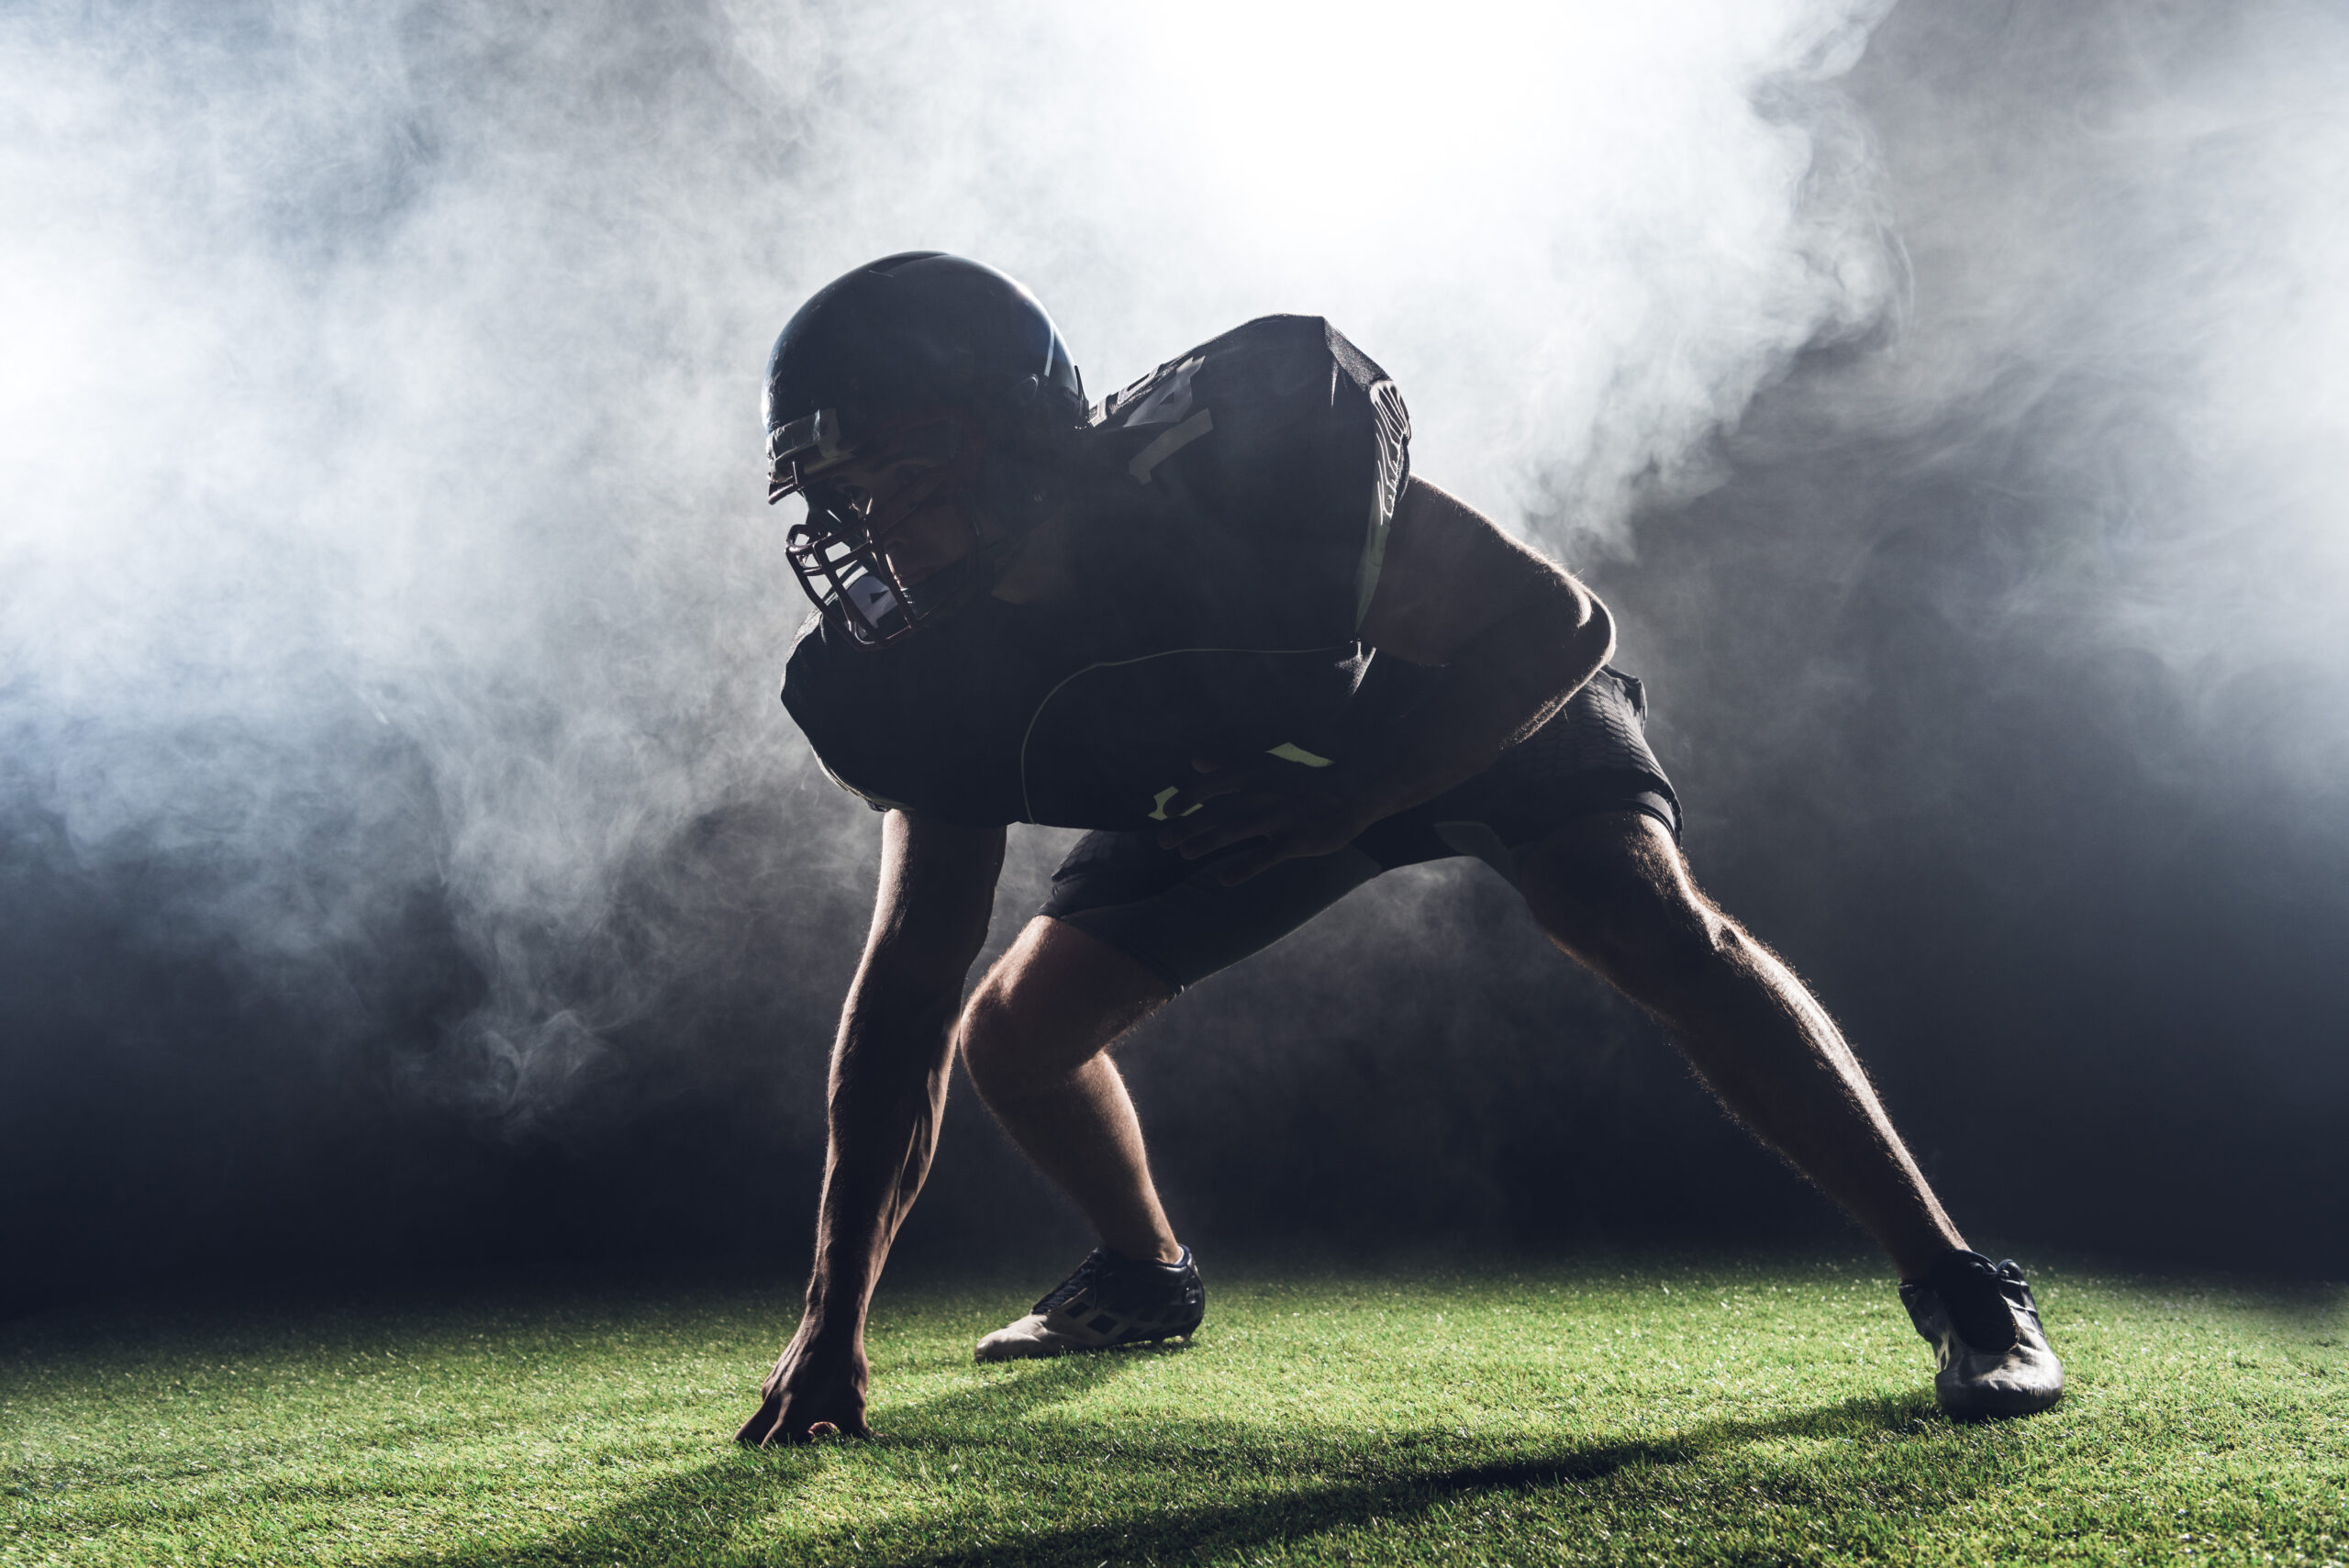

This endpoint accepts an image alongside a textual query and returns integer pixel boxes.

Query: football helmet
[764,252,1087,646]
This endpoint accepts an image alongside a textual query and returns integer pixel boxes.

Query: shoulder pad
[1090,317,1410,631]
[1103,315,1380,421]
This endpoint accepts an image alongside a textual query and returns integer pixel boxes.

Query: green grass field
[4,1255,2343,1566]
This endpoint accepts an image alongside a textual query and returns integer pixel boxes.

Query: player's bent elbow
[1536,584,1613,702]
[1569,591,1616,679]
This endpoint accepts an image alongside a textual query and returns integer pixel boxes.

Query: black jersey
[781,315,1412,830]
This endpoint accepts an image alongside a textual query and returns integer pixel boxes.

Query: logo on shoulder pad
[1113,357,1205,429]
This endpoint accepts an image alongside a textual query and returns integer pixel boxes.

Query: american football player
[734,252,2062,1444]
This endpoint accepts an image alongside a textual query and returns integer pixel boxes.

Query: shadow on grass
[373,1349,1969,1568]
[829,1390,1965,1568]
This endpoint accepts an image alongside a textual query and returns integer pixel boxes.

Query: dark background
[6,0,2346,1318]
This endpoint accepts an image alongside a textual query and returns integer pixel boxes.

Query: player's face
[871,495,977,587]
[820,420,981,587]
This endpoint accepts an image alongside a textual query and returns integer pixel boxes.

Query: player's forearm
[797,985,961,1345]
[1353,587,1614,817]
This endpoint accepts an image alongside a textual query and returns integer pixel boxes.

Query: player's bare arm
[1156,477,1615,882]
[736,809,1003,1446]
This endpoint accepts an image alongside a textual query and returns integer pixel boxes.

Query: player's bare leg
[957,917,1205,1360]
[1518,810,1965,1278]
[958,917,1182,1265]
[1520,808,2063,1413]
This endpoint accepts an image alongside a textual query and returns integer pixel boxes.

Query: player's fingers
[1216,806,1364,877]
[1212,841,1289,884]
[733,1398,782,1446]
[1155,792,1267,850]
[1168,805,1289,860]
[759,1418,826,1447]
[1161,763,1271,817]
[1157,784,1233,821]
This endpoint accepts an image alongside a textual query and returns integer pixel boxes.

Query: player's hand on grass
[1154,756,1382,884]
[735,1328,871,1446]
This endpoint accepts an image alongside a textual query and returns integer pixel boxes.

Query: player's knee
[954,958,1120,1103]
[958,918,1169,1103]
[954,973,1032,1097]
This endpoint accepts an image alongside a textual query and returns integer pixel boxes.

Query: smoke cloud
[0,0,1892,1102]
[4,0,2344,1296]
[1582,0,2349,1270]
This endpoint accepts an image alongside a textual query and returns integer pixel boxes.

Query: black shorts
[1038,666,1679,993]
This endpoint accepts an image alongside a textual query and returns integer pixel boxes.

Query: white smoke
[0,0,1943,1116]
[1780,0,2349,809]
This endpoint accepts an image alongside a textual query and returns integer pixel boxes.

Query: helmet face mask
[775,408,990,647]
[762,252,1087,649]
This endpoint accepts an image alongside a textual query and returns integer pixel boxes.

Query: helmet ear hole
[1007,373,1047,448]
[1002,372,1088,454]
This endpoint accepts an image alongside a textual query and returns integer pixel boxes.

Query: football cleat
[1899,1250,2065,1418]
[974,1245,1205,1362]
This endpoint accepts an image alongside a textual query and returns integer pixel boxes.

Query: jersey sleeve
[778,606,1036,828]
[781,620,918,817]
[1097,316,1411,648]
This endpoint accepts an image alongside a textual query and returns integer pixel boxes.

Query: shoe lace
[1996,1260,2039,1318]
[1929,1250,2021,1353]
[1031,1248,1113,1316]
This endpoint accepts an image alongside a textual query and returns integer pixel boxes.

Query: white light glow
[4,0,2344,1106]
